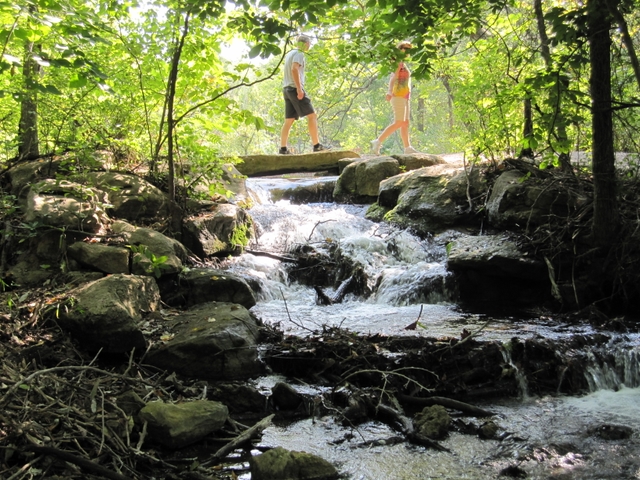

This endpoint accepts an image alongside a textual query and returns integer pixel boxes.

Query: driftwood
[201,414,275,467]
[314,276,353,305]
[398,394,496,417]
[245,249,297,262]
[23,444,133,480]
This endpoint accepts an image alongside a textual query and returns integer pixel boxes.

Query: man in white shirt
[279,34,328,154]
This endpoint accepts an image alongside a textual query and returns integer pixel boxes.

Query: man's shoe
[371,139,381,155]
[404,146,419,154]
[313,143,330,152]
[279,147,292,154]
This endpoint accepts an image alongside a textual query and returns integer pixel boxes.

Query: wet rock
[413,405,451,440]
[144,302,263,380]
[182,203,254,257]
[270,178,336,204]
[164,267,256,309]
[478,420,500,439]
[138,399,228,449]
[369,165,487,235]
[589,424,633,440]
[209,383,267,413]
[271,382,303,411]
[446,233,549,309]
[249,446,339,480]
[499,464,527,478]
[334,156,401,202]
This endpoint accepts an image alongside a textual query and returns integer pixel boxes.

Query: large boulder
[446,233,550,308]
[163,267,257,309]
[81,171,172,223]
[367,163,487,235]
[67,242,130,274]
[250,447,339,480]
[333,157,401,203]
[182,203,254,258]
[24,179,108,233]
[138,400,228,449]
[235,150,360,177]
[111,221,187,277]
[486,169,589,230]
[56,274,161,353]
[144,302,263,380]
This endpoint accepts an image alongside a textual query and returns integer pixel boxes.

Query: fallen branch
[397,394,496,417]
[245,249,297,262]
[23,444,132,480]
[201,414,275,467]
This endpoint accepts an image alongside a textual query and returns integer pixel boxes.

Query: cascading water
[228,178,461,337]
[226,176,640,480]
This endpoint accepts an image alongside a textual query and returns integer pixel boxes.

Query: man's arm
[292,62,304,99]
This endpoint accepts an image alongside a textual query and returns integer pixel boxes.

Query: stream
[223,174,640,479]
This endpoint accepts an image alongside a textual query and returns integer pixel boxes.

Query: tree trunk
[607,1,640,92]
[417,97,425,132]
[588,0,618,246]
[534,0,571,171]
[18,41,40,160]
[165,12,191,202]
[520,96,533,158]
[439,75,454,130]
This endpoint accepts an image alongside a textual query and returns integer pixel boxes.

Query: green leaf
[36,84,63,95]
[69,75,88,88]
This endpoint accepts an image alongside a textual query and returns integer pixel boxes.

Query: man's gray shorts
[283,87,315,120]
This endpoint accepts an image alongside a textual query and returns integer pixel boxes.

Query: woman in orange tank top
[371,41,420,155]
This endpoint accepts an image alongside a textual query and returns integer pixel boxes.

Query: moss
[230,219,253,250]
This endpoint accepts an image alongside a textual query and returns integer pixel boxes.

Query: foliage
[128,244,169,278]
[0,0,639,186]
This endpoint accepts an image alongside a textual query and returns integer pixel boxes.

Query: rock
[269,178,336,204]
[81,171,172,223]
[55,274,161,353]
[589,424,633,440]
[271,382,303,410]
[235,151,360,177]
[478,420,500,439]
[24,179,108,233]
[446,233,550,308]
[368,164,487,235]
[249,446,339,480]
[413,405,451,440]
[116,390,146,416]
[144,302,263,380]
[391,152,447,171]
[67,242,130,274]
[486,169,588,230]
[138,399,228,449]
[182,203,254,257]
[164,267,257,309]
[112,221,187,277]
[209,383,267,413]
[334,156,401,202]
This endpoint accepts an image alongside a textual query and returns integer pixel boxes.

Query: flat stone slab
[234,150,360,177]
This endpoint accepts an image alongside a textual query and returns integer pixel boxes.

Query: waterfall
[584,343,640,391]
[499,342,530,399]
